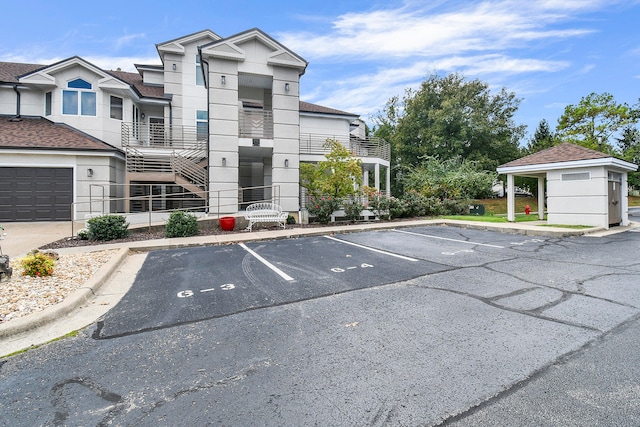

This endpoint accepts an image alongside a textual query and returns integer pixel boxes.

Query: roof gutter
[9,85,22,122]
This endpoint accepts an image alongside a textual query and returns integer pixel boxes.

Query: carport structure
[497,143,638,229]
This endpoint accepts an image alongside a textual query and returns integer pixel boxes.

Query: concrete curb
[0,247,129,339]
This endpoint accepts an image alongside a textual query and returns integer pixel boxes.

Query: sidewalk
[1,218,637,357]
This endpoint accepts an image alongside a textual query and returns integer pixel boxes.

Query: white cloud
[114,33,146,51]
[278,0,597,61]
[544,102,567,109]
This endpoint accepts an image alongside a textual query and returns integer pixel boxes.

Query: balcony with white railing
[299,134,391,163]
[239,109,274,139]
[121,122,207,150]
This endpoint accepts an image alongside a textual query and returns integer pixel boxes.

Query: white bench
[243,203,288,232]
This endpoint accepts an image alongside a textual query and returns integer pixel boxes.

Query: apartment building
[0,28,389,223]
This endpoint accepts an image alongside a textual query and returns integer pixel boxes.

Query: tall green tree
[300,139,363,198]
[373,73,525,180]
[403,156,496,200]
[372,96,405,195]
[556,92,636,152]
[526,119,557,154]
[617,125,640,188]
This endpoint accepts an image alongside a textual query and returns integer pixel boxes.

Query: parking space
[96,232,451,338]
[96,225,640,339]
[337,227,512,267]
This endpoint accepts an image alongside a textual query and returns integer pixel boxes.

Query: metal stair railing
[171,153,207,189]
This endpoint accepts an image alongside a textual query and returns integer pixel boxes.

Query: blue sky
[2,0,640,142]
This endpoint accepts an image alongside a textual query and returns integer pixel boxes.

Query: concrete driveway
[1,221,78,257]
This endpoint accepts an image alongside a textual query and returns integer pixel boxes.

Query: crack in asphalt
[436,311,640,426]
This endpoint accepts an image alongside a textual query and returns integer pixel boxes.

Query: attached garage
[0,167,73,222]
[0,116,125,223]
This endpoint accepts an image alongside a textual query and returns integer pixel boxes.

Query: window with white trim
[62,78,96,116]
[45,92,52,116]
[110,96,123,120]
[196,110,208,140]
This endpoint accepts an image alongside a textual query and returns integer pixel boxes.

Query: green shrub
[87,214,129,241]
[308,196,340,224]
[440,198,469,215]
[20,252,55,277]
[286,214,296,225]
[364,187,390,220]
[165,211,199,238]
[343,197,364,223]
[389,196,407,218]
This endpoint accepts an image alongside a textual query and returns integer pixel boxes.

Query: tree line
[372,73,640,196]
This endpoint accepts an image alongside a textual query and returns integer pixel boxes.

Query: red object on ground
[219,216,235,231]
[525,205,531,215]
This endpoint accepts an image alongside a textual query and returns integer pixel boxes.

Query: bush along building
[0,28,390,223]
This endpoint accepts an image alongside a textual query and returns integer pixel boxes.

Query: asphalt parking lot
[3,225,640,426]
[97,225,639,339]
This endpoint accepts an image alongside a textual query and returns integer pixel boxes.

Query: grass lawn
[456,194,640,227]
[472,197,538,215]
[476,195,640,216]
[443,214,542,223]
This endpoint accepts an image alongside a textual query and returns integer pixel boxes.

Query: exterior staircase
[125,145,207,199]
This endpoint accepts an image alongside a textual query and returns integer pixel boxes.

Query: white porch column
[538,176,545,220]
[374,163,380,191]
[385,166,391,196]
[363,169,369,189]
[507,173,515,222]
[622,172,630,226]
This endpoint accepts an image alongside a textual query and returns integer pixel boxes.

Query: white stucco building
[0,29,390,223]
[497,143,638,229]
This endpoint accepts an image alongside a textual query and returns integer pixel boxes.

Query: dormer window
[63,78,96,116]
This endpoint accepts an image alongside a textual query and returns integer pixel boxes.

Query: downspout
[168,100,173,145]
[198,47,211,207]
[9,85,22,122]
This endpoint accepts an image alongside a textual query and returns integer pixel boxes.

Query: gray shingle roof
[0,62,43,83]
[499,143,612,168]
[0,61,167,100]
[107,70,167,99]
[299,101,358,117]
[0,116,122,152]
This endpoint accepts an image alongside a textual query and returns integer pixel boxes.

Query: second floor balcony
[121,123,390,163]
[300,134,390,163]
[239,108,273,139]
[121,122,205,150]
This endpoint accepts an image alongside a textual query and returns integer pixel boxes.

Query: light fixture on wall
[221,75,226,85]
[87,168,94,177]
[285,83,290,92]
[284,159,289,168]
[141,113,145,120]
[222,157,227,166]
[172,63,177,71]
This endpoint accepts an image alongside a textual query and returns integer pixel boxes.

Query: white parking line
[324,235,419,261]
[239,243,295,281]
[392,229,505,248]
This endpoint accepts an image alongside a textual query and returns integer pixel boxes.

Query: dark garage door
[0,167,73,222]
